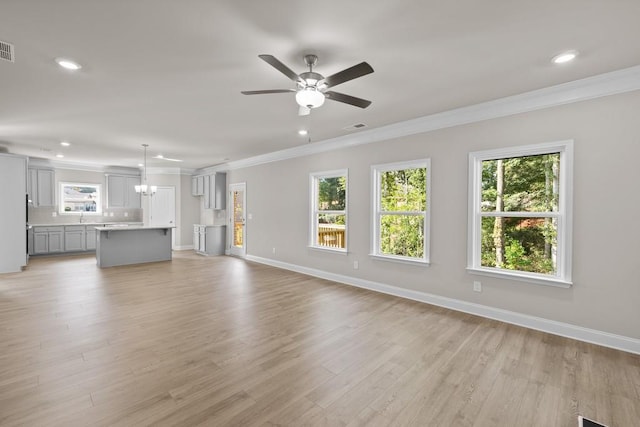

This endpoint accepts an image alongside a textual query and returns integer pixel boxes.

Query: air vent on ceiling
[343,123,367,131]
[0,40,15,62]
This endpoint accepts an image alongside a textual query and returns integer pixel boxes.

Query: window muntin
[59,182,102,215]
[468,141,573,285]
[372,160,430,263]
[310,171,347,251]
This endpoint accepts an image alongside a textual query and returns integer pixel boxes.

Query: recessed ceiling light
[56,154,64,158]
[138,163,144,167]
[60,141,70,147]
[552,50,578,64]
[55,58,82,70]
[298,130,308,136]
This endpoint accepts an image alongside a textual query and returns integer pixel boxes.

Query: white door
[150,186,176,249]
[229,182,246,257]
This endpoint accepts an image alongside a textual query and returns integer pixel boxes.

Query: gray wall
[227,90,640,340]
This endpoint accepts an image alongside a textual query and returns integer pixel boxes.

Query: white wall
[227,90,640,341]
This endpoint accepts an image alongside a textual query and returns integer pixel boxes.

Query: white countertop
[96,225,176,231]
[32,222,143,227]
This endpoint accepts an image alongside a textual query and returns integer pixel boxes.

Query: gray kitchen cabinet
[85,227,97,250]
[192,175,205,196]
[28,168,55,207]
[193,224,226,255]
[125,176,141,208]
[198,173,226,209]
[107,174,141,208]
[33,226,64,254]
[64,226,85,252]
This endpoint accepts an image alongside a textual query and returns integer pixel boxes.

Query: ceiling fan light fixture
[296,87,325,109]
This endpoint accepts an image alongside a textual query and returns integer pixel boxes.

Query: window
[59,182,102,215]
[372,159,430,264]
[310,170,348,251]
[468,141,573,286]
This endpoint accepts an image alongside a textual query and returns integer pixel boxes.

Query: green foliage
[318,176,346,210]
[380,215,424,257]
[482,154,559,212]
[381,168,426,211]
[480,153,560,275]
[379,167,427,258]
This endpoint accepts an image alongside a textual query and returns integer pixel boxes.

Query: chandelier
[134,144,157,195]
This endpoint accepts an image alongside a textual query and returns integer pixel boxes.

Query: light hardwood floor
[0,252,638,426]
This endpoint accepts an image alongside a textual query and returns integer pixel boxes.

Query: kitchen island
[95,225,174,268]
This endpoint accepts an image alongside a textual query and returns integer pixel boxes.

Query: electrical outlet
[110,212,114,217]
[473,281,482,292]
[124,212,128,217]
[272,247,276,254]
[353,260,359,270]
[51,212,57,217]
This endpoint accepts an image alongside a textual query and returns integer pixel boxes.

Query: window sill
[466,267,572,288]
[308,245,348,255]
[369,254,430,266]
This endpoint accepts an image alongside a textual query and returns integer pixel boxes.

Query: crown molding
[146,166,194,175]
[28,157,140,174]
[213,65,640,172]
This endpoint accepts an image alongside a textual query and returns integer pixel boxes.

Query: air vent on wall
[0,40,15,62]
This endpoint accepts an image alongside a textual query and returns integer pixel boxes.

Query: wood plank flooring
[0,252,638,426]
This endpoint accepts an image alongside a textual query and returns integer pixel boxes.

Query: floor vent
[0,40,15,63]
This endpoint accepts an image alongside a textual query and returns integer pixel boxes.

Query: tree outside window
[468,141,573,285]
[310,170,347,251]
[372,159,430,263]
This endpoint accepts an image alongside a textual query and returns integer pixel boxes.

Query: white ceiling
[1,1,639,170]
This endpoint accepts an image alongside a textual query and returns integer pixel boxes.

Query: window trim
[370,158,431,265]
[309,169,348,253]
[59,181,103,215]
[467,140,573,286]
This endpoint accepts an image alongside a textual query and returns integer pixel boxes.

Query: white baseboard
[245,255,640,355]
[173,245,194,251]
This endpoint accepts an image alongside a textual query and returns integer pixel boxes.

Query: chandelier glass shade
[135,144,157,196]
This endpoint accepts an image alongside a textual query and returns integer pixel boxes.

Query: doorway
[229,182,246,257]
[150,186,176,249]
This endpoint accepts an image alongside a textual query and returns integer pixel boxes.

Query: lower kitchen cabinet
[85,228,97,250]
[29,224,111,254]
[32,227,64,254]
[193,224,226,255]
[64,226,85,252]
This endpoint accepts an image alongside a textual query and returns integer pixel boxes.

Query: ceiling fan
[241,54,374,116]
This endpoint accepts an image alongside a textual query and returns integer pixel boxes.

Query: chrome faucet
[79,212,84,223]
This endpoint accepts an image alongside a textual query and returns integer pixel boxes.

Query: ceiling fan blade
[298,105,311,116]
[241,89,296,95]
[323,62,374,88]
[324,91,372,108]
[258,54,303,84]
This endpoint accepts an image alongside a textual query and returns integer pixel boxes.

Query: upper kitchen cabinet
[194,172,226,209]
[28,167,55,207]
[191,175,205,196]
[106,174,141,208]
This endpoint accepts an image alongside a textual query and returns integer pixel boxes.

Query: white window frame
[371,159,431,265]
[59,182,103,215]
[309,169,348,253]
[467,140,573,287]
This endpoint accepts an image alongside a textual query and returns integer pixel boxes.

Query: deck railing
[317,224,345,248]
